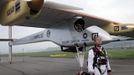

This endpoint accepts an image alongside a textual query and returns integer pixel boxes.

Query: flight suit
[88,47,111,75]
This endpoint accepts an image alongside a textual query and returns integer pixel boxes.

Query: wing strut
[8,26,12,64]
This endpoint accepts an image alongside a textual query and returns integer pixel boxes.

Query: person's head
[94,36,102,47]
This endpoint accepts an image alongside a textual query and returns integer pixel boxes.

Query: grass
[1,48,134,59]
[107,48,134,59]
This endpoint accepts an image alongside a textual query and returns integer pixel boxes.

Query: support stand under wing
[8,26,12,64]
[75,45,86,75]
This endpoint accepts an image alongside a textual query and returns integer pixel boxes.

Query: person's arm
[88,49,94,74]
[107,59,112,75]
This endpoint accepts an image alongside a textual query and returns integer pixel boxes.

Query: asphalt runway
[0,57,134,75]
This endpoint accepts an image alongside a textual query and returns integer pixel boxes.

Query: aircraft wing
[10,1,83,28]
[15,1,111,28]
[0,1,134,38]
[0,0,6,13]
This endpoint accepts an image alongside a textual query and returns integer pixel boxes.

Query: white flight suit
[88,48,111,75]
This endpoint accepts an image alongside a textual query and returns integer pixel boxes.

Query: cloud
[85,0,134,23]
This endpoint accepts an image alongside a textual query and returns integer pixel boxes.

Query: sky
[0,0,134,54]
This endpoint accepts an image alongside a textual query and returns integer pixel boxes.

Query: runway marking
[49,54,67,57]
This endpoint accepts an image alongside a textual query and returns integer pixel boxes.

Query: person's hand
[108,72,112,75]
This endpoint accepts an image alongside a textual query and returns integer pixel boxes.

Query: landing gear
[75,45,86,75]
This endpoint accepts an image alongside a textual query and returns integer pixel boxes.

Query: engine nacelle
[27,0,44,15]
[0,0,44,25]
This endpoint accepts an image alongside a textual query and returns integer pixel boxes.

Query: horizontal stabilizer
[0,39,13,41]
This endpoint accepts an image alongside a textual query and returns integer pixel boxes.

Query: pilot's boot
[77,71,91,75]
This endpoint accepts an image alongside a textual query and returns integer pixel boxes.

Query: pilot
[87,36,112,75]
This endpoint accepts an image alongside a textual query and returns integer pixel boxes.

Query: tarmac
[0,57,134,75]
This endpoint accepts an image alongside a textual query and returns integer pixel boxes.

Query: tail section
[13,29,50,45]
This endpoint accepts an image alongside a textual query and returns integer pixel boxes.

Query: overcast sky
[0,0,134,53]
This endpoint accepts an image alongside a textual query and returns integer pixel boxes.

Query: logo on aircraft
[92,33,98,40]
[114,26,119,32]
[83,33,88,39]
[7,1,21,16]
[47,30,51,38]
